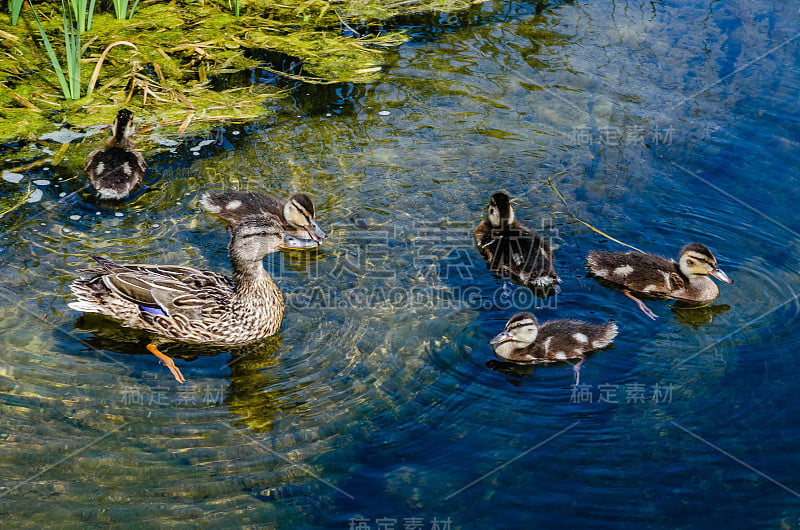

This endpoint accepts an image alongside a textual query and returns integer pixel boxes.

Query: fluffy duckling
[473,192,559,291]
[490,312,618,384]
[84,109,146,200]
[587,243,733,320]
[68,215,317,383]
[201,191,326,245]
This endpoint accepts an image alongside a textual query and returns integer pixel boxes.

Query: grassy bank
[0,0,483,142]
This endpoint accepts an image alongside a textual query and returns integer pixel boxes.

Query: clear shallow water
[2,0,800,527]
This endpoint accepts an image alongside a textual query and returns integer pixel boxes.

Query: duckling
[587,243,733,320]
[490,312,618,384]
[84,109,146,200]
[473,192,559,291]
[68,215,317,383]
[201,191,326,245]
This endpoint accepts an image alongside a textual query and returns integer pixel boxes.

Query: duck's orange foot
[146,343,186,384]
[624,289,658,320]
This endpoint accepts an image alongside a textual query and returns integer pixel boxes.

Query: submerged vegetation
[0,0,484,142]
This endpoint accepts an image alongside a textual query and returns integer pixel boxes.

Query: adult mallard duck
[68,215,316,383]
[201,191,326,245]
[473,191,559,292]
[586,243,733,320]
[490,312,617,384]
[84,109,146,200]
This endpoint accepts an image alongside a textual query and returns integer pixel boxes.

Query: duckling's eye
[686,259,695,266]
[260,231,268,237]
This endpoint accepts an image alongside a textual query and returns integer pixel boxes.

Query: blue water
[1,0,800,527]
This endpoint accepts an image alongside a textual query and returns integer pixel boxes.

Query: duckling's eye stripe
[508,320,534,330]
[239,231,276,239]
[292,201,311,218]
[686,253,710,264]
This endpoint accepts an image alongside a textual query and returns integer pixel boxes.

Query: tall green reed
[67,0,97,31]
[28,0,82,100]
[112,0,140,20]
[9,0,25,25]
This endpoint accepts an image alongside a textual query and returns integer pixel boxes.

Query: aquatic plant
[224,0,239,17]
[111,0,139,20]
[8,0,24,25]
[0,185,33,219]
[27,0,83,100]
[0,0,486,141]
[66,0,96,31]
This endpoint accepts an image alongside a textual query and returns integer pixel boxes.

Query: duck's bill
[489,330,512,345]
[710,267,733,284]
[281,233,320,250]
[307,219,327,242]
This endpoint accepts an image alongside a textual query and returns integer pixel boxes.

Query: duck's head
[229,214,318,262]
[486,191,515,228]
[678,243,732,283]
[229,215,285,262]
[112,109,136,143]
[489,312,539,348]
[284,193,327,242]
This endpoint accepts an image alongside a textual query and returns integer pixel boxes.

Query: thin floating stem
[548,177,644,254]
[0,185,33,220]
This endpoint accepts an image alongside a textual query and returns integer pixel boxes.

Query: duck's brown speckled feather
[587,250,686,297]
[84,109,146,199]
[70,257,283,344]
[500,319,618,364]
[474,219,558,288]
[68,217,286,346]
[201,191,285,224]
[85,147,146,198]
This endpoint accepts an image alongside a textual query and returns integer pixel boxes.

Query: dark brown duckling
[84,109,146,200]
[586,243,733,320]
[490,312,618,384]
[473,191,559,292]
[201,191,326,244]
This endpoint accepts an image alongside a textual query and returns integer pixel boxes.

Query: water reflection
[672,303,731,327]
[226,336,299,433]
[485,358,536,380]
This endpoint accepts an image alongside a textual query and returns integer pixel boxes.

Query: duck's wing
[85,147,146,186]
[473,220,497,252]
[587,251,680,295]
[540,319,618,353]
[200,191,283,224]
[85,257,232,320]
[510,229,556,274]
[492,226,557,282]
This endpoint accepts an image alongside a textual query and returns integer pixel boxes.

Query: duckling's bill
[489,330,513,345]
[308,219,327,241]
[710,266,733,284]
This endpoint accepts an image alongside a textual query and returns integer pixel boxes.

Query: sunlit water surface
[1,0,800,527]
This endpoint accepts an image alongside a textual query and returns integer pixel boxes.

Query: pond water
[2,0,800,527]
